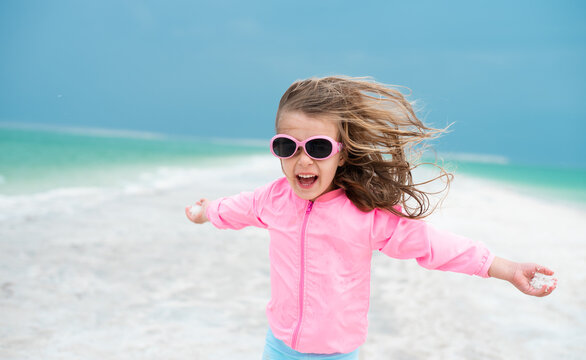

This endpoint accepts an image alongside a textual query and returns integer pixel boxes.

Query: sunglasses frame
[270,134,343,160]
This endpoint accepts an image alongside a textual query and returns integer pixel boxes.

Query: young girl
[185,76,557,359]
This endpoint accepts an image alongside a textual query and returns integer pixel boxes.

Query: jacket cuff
[206,198,226,229]
[478,251,496,278]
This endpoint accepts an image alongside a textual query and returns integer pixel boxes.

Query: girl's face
[276,111,344,201]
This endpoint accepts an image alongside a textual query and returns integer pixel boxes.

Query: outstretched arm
[488,257,557,297]
[185,198,210,224]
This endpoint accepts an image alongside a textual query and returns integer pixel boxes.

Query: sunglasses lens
[306,138,333,159]
[272,137,297,158]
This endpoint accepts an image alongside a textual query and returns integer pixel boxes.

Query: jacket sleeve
[370,209,495,278]
[205,183,272,230]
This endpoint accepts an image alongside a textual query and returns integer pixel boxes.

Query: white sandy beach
[1,155,585,359]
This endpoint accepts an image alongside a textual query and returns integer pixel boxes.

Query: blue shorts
[262,328,360,360]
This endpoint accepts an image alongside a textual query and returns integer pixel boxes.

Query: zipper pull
[306,201,314,214]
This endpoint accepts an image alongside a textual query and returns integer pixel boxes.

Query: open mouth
[297,174,318,187]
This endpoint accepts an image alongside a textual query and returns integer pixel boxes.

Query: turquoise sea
[1,125,585,205]
[0,125,266,195]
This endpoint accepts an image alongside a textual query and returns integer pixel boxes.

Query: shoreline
[2,154,585,225]
[2,126,585,206]
[450,171,586,212]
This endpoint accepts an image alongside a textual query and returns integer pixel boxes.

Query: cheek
[280,159,294,176]
[321,157,341,178]
[331,153,344,169]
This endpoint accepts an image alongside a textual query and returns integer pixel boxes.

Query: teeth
[298,174,316,178]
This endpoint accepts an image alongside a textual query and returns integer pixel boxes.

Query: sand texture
[1,156,584,359]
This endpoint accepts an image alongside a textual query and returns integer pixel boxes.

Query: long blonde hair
[276,76,452,219]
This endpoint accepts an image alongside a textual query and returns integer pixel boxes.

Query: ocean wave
[0,155,280,222]
[0,122,168,140]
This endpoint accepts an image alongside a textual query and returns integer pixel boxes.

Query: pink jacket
[206,177,494,354]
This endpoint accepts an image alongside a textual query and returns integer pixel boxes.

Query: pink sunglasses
[270,134,343,160]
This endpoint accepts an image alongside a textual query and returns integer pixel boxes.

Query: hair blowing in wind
[276,76,452,219]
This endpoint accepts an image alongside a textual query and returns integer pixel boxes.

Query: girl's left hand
[510,263,557,297]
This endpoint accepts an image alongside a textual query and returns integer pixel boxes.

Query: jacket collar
[314,188,345,203]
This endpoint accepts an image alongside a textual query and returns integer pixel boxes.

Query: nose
[297,148,314,166]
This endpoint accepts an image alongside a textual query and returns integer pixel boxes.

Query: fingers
[185,206,196,221]
[185,204,202,219]
[516,263,558,297]
[186,200,209,224]
[529,282,557,297]
[534,265,554,276]
[526,272,558,297]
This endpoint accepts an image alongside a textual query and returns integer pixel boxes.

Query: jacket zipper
[291,200,313,350]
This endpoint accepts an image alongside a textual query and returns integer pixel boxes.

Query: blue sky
[1,0,585,166]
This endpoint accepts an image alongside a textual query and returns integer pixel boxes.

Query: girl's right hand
[185,198,210,224]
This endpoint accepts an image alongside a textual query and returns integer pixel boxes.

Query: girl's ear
[338,155,345,167]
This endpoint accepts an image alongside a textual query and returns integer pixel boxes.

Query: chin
[295,184,330,202]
